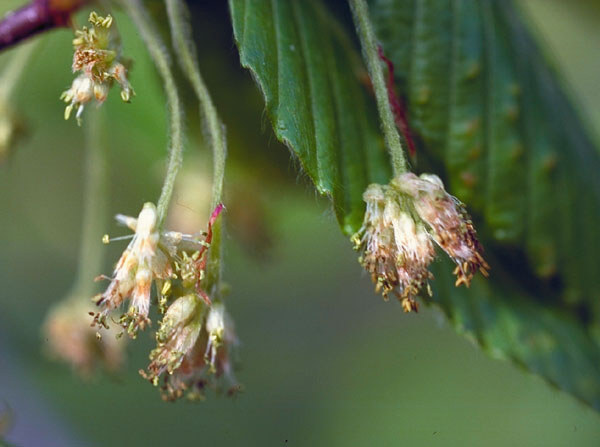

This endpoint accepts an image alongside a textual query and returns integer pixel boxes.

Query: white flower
[205,303,231,371]
[352,184,398,298]
[108,63,134,102]
[353,183,434,311]
[142,299,240,401]
[392,173,489,287]
[144,294,205,380]
[94,203,226,338]
[94,202,173,336]
[353,173,488,311]
[60,75,94,122]
[61,12,134,125]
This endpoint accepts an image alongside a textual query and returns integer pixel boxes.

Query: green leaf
[228,0,391,234]
[372,0,600,408]
[229,0,600,410]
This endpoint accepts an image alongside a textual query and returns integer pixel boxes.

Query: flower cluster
[44,299,125,377]
[61,12,134,124]
[94,202,240,400]
[141,298,239,401]
[92,202,173,336]
[352,173,489,312]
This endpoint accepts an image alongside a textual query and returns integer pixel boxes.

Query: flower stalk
[349,0,407,175]
[165,0,227,290]
[121,0,184,227]
[0,40,37,162]
[44,108,126,376]
[76,107,108,283]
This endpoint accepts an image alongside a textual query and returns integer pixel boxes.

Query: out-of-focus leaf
[229,0,600,410]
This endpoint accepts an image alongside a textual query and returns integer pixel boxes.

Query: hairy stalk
[72,107,108,297]
[349,0,407,175]
[122,0,184,227]
[165,0,227,289]
[0,40,37,162]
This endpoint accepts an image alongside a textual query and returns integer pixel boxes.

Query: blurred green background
[0,1,599,446]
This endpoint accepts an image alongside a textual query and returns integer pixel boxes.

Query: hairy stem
[122,0,184,227]
[349,0,407,175]
[72,107,107,296]
[165,0,227,290]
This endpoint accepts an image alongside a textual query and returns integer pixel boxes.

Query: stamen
[102,234,134,244]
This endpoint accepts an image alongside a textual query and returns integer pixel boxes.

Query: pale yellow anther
[161,280,172,296]
[62,12,133,124]
[64,104,73,121]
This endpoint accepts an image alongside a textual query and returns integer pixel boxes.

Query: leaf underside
[229,0,600,410]
[229,0,392,236]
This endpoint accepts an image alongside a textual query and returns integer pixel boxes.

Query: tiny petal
[125,267,152,332]
[109,63,135,102]
[205,303,228,371]
[94,203,172,336]
[144,294,205,380]
[352,184,398,299]
[389,209,434,299]
[144,299,240,401]
[93,82,109,103]
[61,75,94,122]
[392,173,489,287]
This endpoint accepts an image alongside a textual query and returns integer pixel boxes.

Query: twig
[0,0,86,51]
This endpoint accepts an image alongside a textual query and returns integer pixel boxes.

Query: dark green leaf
[372,0,600,408]
[229,0,600,410]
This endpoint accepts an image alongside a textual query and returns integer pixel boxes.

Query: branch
[0,0,86,51]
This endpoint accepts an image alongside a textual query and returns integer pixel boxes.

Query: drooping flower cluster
[141,298,239,401]
[352,173,489,312]
[44,299,125,377]
[393,174,489,286]
[61,12,134,124]
[94,202,239,400]
[92,202,174,336]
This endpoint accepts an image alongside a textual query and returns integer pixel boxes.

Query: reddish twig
[0,0,85,51]
[377,45,417,161]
